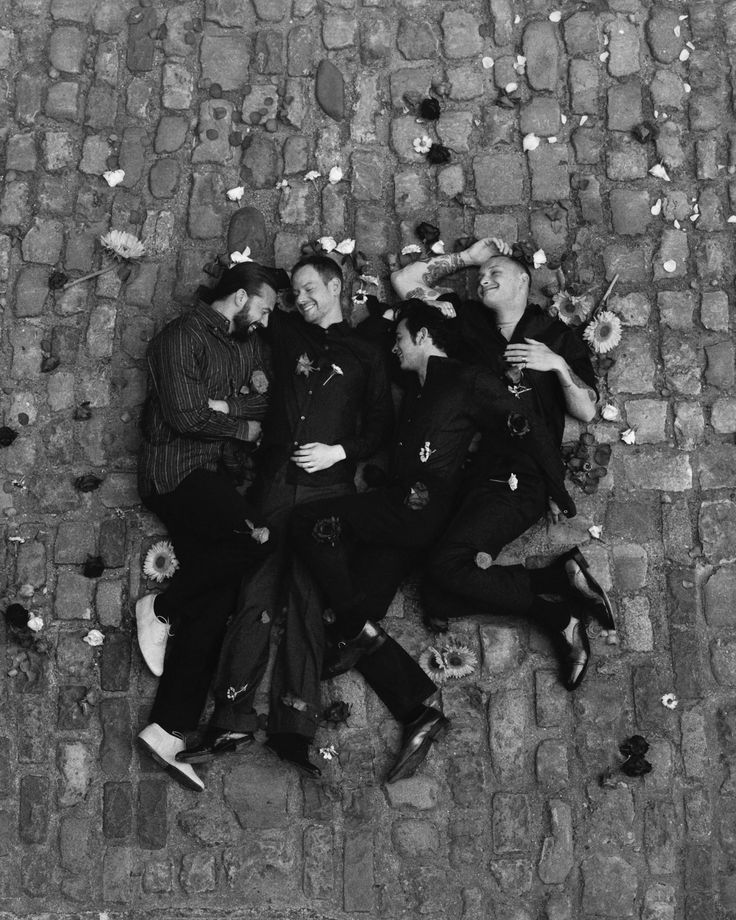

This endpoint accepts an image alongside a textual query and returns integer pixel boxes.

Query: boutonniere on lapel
[323,363,344,387]
[504,364,532,398]
[419,441,436,463]
[296,353,318,377]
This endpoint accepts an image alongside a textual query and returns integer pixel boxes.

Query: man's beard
[231,314,255,340]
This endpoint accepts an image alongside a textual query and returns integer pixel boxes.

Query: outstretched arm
[390,238,511,303]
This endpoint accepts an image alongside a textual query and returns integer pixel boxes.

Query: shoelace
[155,617,174,642]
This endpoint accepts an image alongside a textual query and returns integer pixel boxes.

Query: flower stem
[591,273,619,319]
[62,266,115,291]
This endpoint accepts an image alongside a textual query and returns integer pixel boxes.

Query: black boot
[323,620,387,679]
[264,733,321,778]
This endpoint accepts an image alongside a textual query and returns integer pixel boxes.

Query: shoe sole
[138,737,204,791]
[568,548,616,631]
[176,736,255,765]
[386,717,450,784]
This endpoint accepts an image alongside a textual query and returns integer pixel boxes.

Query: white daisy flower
[143,540,180,583]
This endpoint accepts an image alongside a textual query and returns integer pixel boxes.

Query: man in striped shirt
[136,262,278,791]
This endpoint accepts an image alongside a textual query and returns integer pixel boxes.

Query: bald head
[477,254,530,312]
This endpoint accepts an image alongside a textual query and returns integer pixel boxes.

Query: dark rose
[416,222,441,246]
[321,700,352,726]
[82,555,105,578]
[0,426,18,447]
[4,603,29,630]
[454,236,476,252]
[621,755,652,777]
[504,364,524,386]
[41,355,61,373]
[507,413,531,437]
[427,143,451,165]
[48,270,68,290]
[312,515,342,546]
[619,734,649,757]
[75,473,103,493]
[418,97,440,120]
[73,402,93,421]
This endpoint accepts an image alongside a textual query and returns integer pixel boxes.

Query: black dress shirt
[138,303,268,497]
[258,309,393,487]
[389,356,574,516]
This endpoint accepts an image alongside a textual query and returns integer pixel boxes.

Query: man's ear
[236,288,249,307]
[328,276,342,297]
[417,326,429,345]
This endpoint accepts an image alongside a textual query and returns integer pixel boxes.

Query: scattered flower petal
[523,133,541,152]
[304,170,321,181]
[505,82,518,94]
[275,178,289,189]
[662,259,677,272]
[103,169,125,187]
[319,744,339,761]
[549,10,562,22]
[678,48,690,61]
[728,215,736,223]
[588,525,603,540]
[683,83,691,93]
[601,404,620,421]
[27,615,44,632]
[508,473,518,491]
[661,692,678,710]
[328,166,343,184]
[560,114,567,124]
[532,248,547,269]
[548,136,558,143]
[226,185,245,202]
[335,238,355,255]
[83,629,105,647]
[599,51,609,61]
[401,244,423,255]
[673,25,681,37]
[651,199,662,215]
[360,273,379,287]
[514,13,520,24]
[580,115,588,125]
[620,427,637,445]
[649,163,671,181]
[430,240,445,254]
[230,247,252,264]
[317,236,337,253]
[143,540,180,583]
[482,56,495,69]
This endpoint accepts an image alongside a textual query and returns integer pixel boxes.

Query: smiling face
[291,265,342,328]
[392,319,425,373]
[231,284,277,339]
[477,256,529,309]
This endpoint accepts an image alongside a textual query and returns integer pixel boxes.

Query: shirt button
[398,441,403,446]
[308,390,312,395]
[293,441,298,446]
[300,415,305,420]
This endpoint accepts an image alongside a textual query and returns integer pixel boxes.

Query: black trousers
[290,487,448,722]
[211,473,353,739]
[144,469,270,733]
[421,473,567,632]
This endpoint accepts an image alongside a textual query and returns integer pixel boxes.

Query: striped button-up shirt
[138,302,268,497]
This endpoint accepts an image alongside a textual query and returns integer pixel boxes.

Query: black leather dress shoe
[323,620,387,679]
[175,730,254,764]
[557,547,616,630]
[264,737,321,778]
[386,707,450,783]
[422,612,449,634]
[559,617,590,691]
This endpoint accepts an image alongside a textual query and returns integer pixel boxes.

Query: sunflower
[143,540,179,583]
[583,311,622,354]
[551,292,593,327]
[100,230,146,261]
[419,646,448,684]
[441,638,478,680]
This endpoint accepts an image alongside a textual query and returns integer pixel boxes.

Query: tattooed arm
[391,238,510,304]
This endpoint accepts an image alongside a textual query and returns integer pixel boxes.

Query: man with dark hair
[289,299,574,781]
[176,253,393,777]
[392,239,613,692]
[136,263,277,790]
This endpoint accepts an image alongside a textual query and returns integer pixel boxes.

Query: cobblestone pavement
[1,0,736,917]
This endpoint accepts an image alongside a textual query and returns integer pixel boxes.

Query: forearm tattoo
[422,252,466,287]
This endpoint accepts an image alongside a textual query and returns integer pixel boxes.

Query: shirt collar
[195,301,232,335]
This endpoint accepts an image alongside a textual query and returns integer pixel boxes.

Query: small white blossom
[335,238,355,255]
[319,744,339,761]
[679,47,690,61]
[549,11,562,22]
[662,259,677,273]
[588,525,603,540]
[419,441,436,463]
[620,428,637,445]
[505,82,518,94]
[318,236,337,253]
[661,692,678,710]
[401,244,423,255]
[548,136,558,144]
[430,240,445,254]
[649,163,671,181]
[599,51,609,62]
[275,178,289,189]
[226,185,245,202]
[103,169,125,187]
[580,115,588,125]
[27,615,44,632]
[523,133,541,152]
[304,170,321,181]
[482,56,494,69]
[413,135,432,155]
[601,404,620,421]
[532,249,547,269]
[508,473,518,491]
[230,247,252,264]
[651,199,662,215]
[328,166,343,184]
[83,629,105,647]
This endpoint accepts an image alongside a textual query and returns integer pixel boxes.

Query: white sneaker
[136,594,172,677]
[138,723,204,792]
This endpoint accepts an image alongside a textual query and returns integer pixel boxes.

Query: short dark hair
[291,254,343,289]
[199,263,276,304]
[395,298,459,355]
